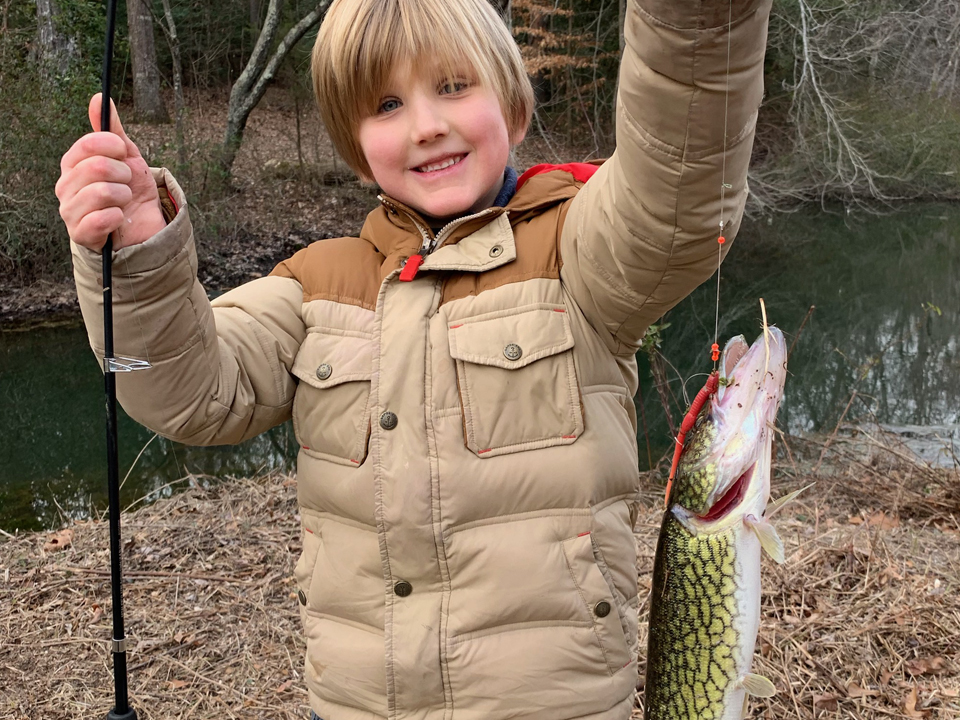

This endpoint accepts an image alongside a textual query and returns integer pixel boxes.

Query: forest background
[2,0,960,314]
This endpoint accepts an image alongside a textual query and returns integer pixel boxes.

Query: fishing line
[667,0,735,507]
[711,0,734,368]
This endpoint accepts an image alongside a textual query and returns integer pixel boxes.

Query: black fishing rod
[100,0,143,717]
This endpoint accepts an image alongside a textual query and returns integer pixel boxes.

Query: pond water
[2,205,958,532]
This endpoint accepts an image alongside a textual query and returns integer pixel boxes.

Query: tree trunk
[490,0,511,30]
[127,0,169,123]
[250,0,263,30]
[219,0,330,176]
[159,0,185,167]
[35,0,77,79]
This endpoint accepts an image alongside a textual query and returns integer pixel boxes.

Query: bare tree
[127,0,168,123]
[34,0,76,79]
[158,0,185,167]
[219,0,330,176]
[490,0,512,30]
[749,0,959,210]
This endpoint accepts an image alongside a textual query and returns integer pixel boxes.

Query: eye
[378,97,401,114]
[439,79,470,95]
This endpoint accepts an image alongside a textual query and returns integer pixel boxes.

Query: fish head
[670,326,787,533]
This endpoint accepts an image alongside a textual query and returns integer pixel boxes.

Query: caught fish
[644,326,792,720]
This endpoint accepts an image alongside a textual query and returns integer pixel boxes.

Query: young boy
[57,0,771,717]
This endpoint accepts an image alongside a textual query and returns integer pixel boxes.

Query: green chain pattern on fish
[645,515,740,719]
[672,418,717,514]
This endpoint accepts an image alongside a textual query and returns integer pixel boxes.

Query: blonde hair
[312,0,534,179]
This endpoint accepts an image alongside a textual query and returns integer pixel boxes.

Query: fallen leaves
[42,529,73,553]
[903,686,930,718]
[905,656,948,677]
[813,693,839,711]
[845,682,880,699]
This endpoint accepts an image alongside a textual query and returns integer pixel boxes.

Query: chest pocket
[447,305,584,458]
[291,331,373,466]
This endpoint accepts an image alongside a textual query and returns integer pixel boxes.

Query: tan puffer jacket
[72,0,770,717]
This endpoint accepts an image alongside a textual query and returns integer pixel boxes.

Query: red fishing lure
[664,370,720,508]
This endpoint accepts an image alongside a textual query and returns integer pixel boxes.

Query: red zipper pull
[399,254,424,282]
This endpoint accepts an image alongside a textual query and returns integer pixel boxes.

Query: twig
[787,304,816,363]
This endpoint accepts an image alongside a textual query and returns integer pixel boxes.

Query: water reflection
[0,323,296,532]
[637,206,960,465]
[1,205,958,530]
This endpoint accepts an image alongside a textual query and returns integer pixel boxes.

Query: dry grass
[1,436,958,719]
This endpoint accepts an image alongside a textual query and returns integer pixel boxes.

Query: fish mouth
[699,463,755,521]
[696,326,787,520]
[714,326,787,421]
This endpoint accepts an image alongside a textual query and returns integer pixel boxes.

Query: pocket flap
[448,306,574,370]
[292,331,373,389]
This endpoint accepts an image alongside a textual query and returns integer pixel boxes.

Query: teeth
[417,155,463,173]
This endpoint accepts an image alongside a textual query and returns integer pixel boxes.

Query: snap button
[379,411,399,430]
[489,244,503,258]
[316,363,332,381]
[394,580,413,597]
[594,600,611,618]
[297,589,307,606]
[503,343,522,361]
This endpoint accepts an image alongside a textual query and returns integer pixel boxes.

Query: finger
[56,155,132,202]
[59,181,134,229]
[60,131,128,173]
[71,208,126,250]
[88,93,142,160]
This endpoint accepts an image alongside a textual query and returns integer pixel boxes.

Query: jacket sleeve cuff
[70,167,192,278]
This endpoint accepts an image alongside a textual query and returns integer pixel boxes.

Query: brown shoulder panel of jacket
[270,236,385,312]
[440,200,568,307]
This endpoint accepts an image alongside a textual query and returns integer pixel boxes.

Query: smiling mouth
[413,155,465,173]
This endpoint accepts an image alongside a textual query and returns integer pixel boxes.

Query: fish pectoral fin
[766,483,815,518]
[745,515,785,564]
[739,672,777,698]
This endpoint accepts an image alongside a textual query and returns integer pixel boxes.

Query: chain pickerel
[644,326,792,720]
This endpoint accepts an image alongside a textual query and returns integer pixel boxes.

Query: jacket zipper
[378,195,502,256]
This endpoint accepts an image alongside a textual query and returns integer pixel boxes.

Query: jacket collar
[359,167,589,272]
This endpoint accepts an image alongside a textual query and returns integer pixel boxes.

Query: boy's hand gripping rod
[100,0,149,717]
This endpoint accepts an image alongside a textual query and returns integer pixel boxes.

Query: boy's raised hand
[56,93,167,251]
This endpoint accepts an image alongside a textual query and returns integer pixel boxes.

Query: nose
[408,96,448,144]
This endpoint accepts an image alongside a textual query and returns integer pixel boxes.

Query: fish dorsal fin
[745,515,785,564]
[766,483,815,519]
[739,673,777,697]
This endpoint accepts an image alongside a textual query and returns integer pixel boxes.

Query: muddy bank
[0,226,336,329]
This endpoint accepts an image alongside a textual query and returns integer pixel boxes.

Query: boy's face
[358,60,522,226]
